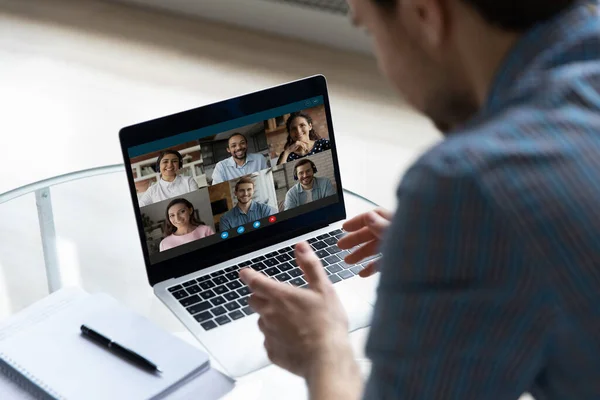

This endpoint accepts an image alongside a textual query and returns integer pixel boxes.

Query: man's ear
[404,0,448,52]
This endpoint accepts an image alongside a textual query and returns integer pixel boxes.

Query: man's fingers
[344,240,379,265]
[240,267,289,298]
[342,208,392,232]
[358,260,379,278]
[248,293,269,313]
[337,227,375,250]
[295,242,329,291]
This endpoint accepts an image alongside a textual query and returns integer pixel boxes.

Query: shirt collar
[224,155,253,168]
[236,200,256,215]
[482,1,598,116]
[159,175,181,186]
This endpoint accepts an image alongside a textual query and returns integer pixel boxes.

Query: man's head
[348,0,575,132]
[294,159,317,189]
[227,133,248,160]
[234,176,255,205]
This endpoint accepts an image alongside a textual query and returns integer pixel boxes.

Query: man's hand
[337,208,393,277]
[239,242,362,399]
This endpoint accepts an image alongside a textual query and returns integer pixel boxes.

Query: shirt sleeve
[259,154,268,170]
[363,164,550,400]
[323,178,335,197]
[283,188,297,211]
[138,186,153,207]
[189,176,199,191]
[219,214,232,231]
[212,162,224,185]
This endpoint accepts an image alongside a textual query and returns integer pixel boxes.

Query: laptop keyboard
[167,229,381,331]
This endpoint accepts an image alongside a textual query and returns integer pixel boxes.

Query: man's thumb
[295,242,328,290]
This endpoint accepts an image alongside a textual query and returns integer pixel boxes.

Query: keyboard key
[338,270,354,280]
[251,256,266,263]
[215,315,231,326]
[264,258,278,267]
[210,296,226,306]
[211,306,227,316]
[312,241,328,250]
[239,261,252,267]
[321,259,330,267]
[252,262,266,271]
[180,294,202,307]
[172,289,188,300]
[275,272,291,282]
[183,279,197,287]
[229,310,244,320]
[237,286,251,296]
[186,285,201,294]
[211,270,226,277]
[213,276,227,285]
[201,320,217,331]
[224,291,240,301]
[214,285,229,295]
[327,264,342,274]
[238,296,249,307]
[334,233,347,240]
[339,261,352,269]
[363,254,382,262]
[193,311,213,323]
[288,268,303,278]
[265,267,281,276]
[324,237,338,246]
[300,284,310,289]
[187,301,211,315]
[199,281,216,290]
[225,271,239,281]
[278,262,293,271]
[317,234,330,240]
[225,302,241,311]
[307,238,318,244]
[289,259,298,267]
[278,246,292,253]
[331,229,343,235]
[168,285,183,292]
[200,290,216,300]
[328,274,342,284]
[197,275,211,282]
[350,265,363,275]
[324,255,341,264]
[324,268,331,275]
[225,266,236,272]
[226,280,243,290]
[326,245,342,255]
[265,251,279,258]
[289,277,306,286]
[338,250,350,258]
[315,250,329,258]
[276,254,291,263]
[242,306,255,316]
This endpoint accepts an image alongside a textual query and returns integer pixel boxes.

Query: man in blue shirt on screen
[211,133,268,184]
[219,177,277,231]
[284,159,335,211]
[240,0,600,399]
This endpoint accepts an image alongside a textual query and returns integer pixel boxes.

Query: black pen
[80,324,162,374]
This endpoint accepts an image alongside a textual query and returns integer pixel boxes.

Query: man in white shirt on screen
[284,159,335,211]
[211,133,268,184]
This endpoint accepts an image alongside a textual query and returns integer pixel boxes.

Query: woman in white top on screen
[159,198,215,252]
[138,150,199,207]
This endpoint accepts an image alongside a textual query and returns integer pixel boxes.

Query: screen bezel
[119,75,346,286]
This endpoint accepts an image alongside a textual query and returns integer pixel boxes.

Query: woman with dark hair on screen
[138,150,199,207]
[159,198,214,252]
[276,112,331,165]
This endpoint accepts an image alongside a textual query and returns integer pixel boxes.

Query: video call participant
[284,159,335,211]
[211,133,268,184]
[159,198,214,252]
[219,177,277,231]
[276,112,331,165]
[139,150,199,207]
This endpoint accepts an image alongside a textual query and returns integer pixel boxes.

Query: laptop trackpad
[333,279,374,332]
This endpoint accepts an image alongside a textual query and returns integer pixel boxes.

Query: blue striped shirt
[365,2,600,399]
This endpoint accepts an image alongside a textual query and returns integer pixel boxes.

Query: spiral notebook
[0,287,234,400]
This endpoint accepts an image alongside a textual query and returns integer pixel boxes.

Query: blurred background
[0,0,440,327]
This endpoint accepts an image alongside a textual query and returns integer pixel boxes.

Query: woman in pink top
[159,198,214,252]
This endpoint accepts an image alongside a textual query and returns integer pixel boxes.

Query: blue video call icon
[221,232,229,239]
[237,226,245,234]
[253,221,261,229]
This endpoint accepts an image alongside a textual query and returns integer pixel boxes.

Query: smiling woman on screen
[276,112,331,165]
[138,150,199,207]
[159,198,214,252]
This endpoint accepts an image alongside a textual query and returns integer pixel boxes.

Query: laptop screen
[121,77,345,284]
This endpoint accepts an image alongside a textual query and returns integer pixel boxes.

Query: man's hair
[227,132,247,147]
[234,176,254,192]
[372,0,576,31]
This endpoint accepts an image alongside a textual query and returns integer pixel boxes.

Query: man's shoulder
[215,157,232,168]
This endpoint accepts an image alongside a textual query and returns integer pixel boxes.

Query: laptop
[119,75,379,377]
